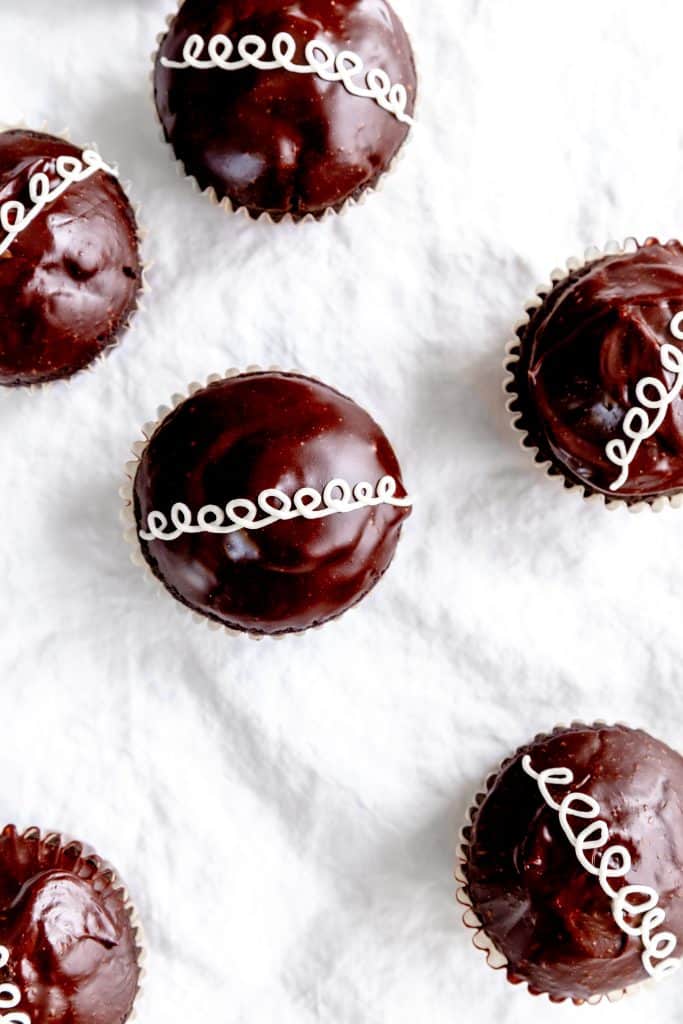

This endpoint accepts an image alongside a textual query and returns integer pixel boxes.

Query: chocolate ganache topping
[509,240,683,501]
[0,826,140,1024]
[132,371,411,635]
[154,0,417,220]
[0,130,142,387]
[462,724,683,1002]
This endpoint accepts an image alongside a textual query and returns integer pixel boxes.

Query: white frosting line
[0,149,117,258]
[160,32,415,126]
[140,475,412,542]
[522,755,681,981]
[605,313,683,491]
[0,946,30,1024]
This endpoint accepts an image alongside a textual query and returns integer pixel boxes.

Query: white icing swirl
[160,32,415,126]
[522,755,681,981]
[0,946,30,1024]
[139,475,412,542]
[605,312,683,491]
[0,149,117,258]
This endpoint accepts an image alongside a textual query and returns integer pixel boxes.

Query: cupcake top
[154,0,417,220]
[0,130,142,387]
[508,239,683,502]
[132,370,412,635]
[462,723,683,1002]
[0,826,141,1024]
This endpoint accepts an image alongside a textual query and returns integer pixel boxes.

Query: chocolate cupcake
[457,723,683,1004]
[123,369,412,635]
[506,239,683,507]
[153,0,417,221]
[0,129,143,387]
[0,825,142,1024]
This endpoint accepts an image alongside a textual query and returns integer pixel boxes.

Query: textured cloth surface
[2,1,683,1021]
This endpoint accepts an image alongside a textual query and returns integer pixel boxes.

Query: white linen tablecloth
[2,1,683,1020]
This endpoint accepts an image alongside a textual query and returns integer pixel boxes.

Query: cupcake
[505,239,683,506]
[124,369,412,636]
[0,129,142,387]
[0,825,142,1024]
[457,723,683,1004]
[153,0,417,221]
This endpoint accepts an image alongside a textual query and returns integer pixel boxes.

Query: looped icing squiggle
[140,475,412,542]
[522,755,680,981]
[0,150,117,258]
[0,945,30,1024]
[160,32,415,126]
[606,312,683,491]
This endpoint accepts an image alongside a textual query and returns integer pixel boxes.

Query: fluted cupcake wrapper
[0,825,146,1024]
[150,0,418,225]
[503,238,683,514]
[0,120,151,392]
[455,721,655,1007]
[126,900,146,1023]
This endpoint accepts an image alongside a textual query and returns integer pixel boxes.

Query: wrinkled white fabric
[2,1,683,1020]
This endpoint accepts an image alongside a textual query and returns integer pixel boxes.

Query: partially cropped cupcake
[506,239,683,507]
[0,129,142,387]
[457,723,683,1004]
[0,825,142,1024]
[153,0,417,220]
[124,370,412,635]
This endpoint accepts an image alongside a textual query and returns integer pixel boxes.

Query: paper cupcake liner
[503,237,683,514]
[455,721,657,1007]
[121,365,315,641]
[0,121,151,392]
[150,0,418,224]
[1,824,145,1022]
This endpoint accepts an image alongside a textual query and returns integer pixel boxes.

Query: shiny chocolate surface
[0,130,141,387]
[0,826,140,1024]
[133,371,411,634]
[154,0,417,220]
[510,240,683,500]
[463,724,683,1002]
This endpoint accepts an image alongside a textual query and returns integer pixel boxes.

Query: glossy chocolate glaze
[509,240,683,500]
[154,0,417,220]
[0,826,140,1024]
[0,130,142,387]
[133,371,411,634]
[463,725,683,1002]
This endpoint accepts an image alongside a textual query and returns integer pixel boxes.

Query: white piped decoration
[522,754,681,981]
[160,32,415,126]
[140,475,412,542]
[0,946,30,1024]
[605,312,683,491]
[0,150,117,258]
